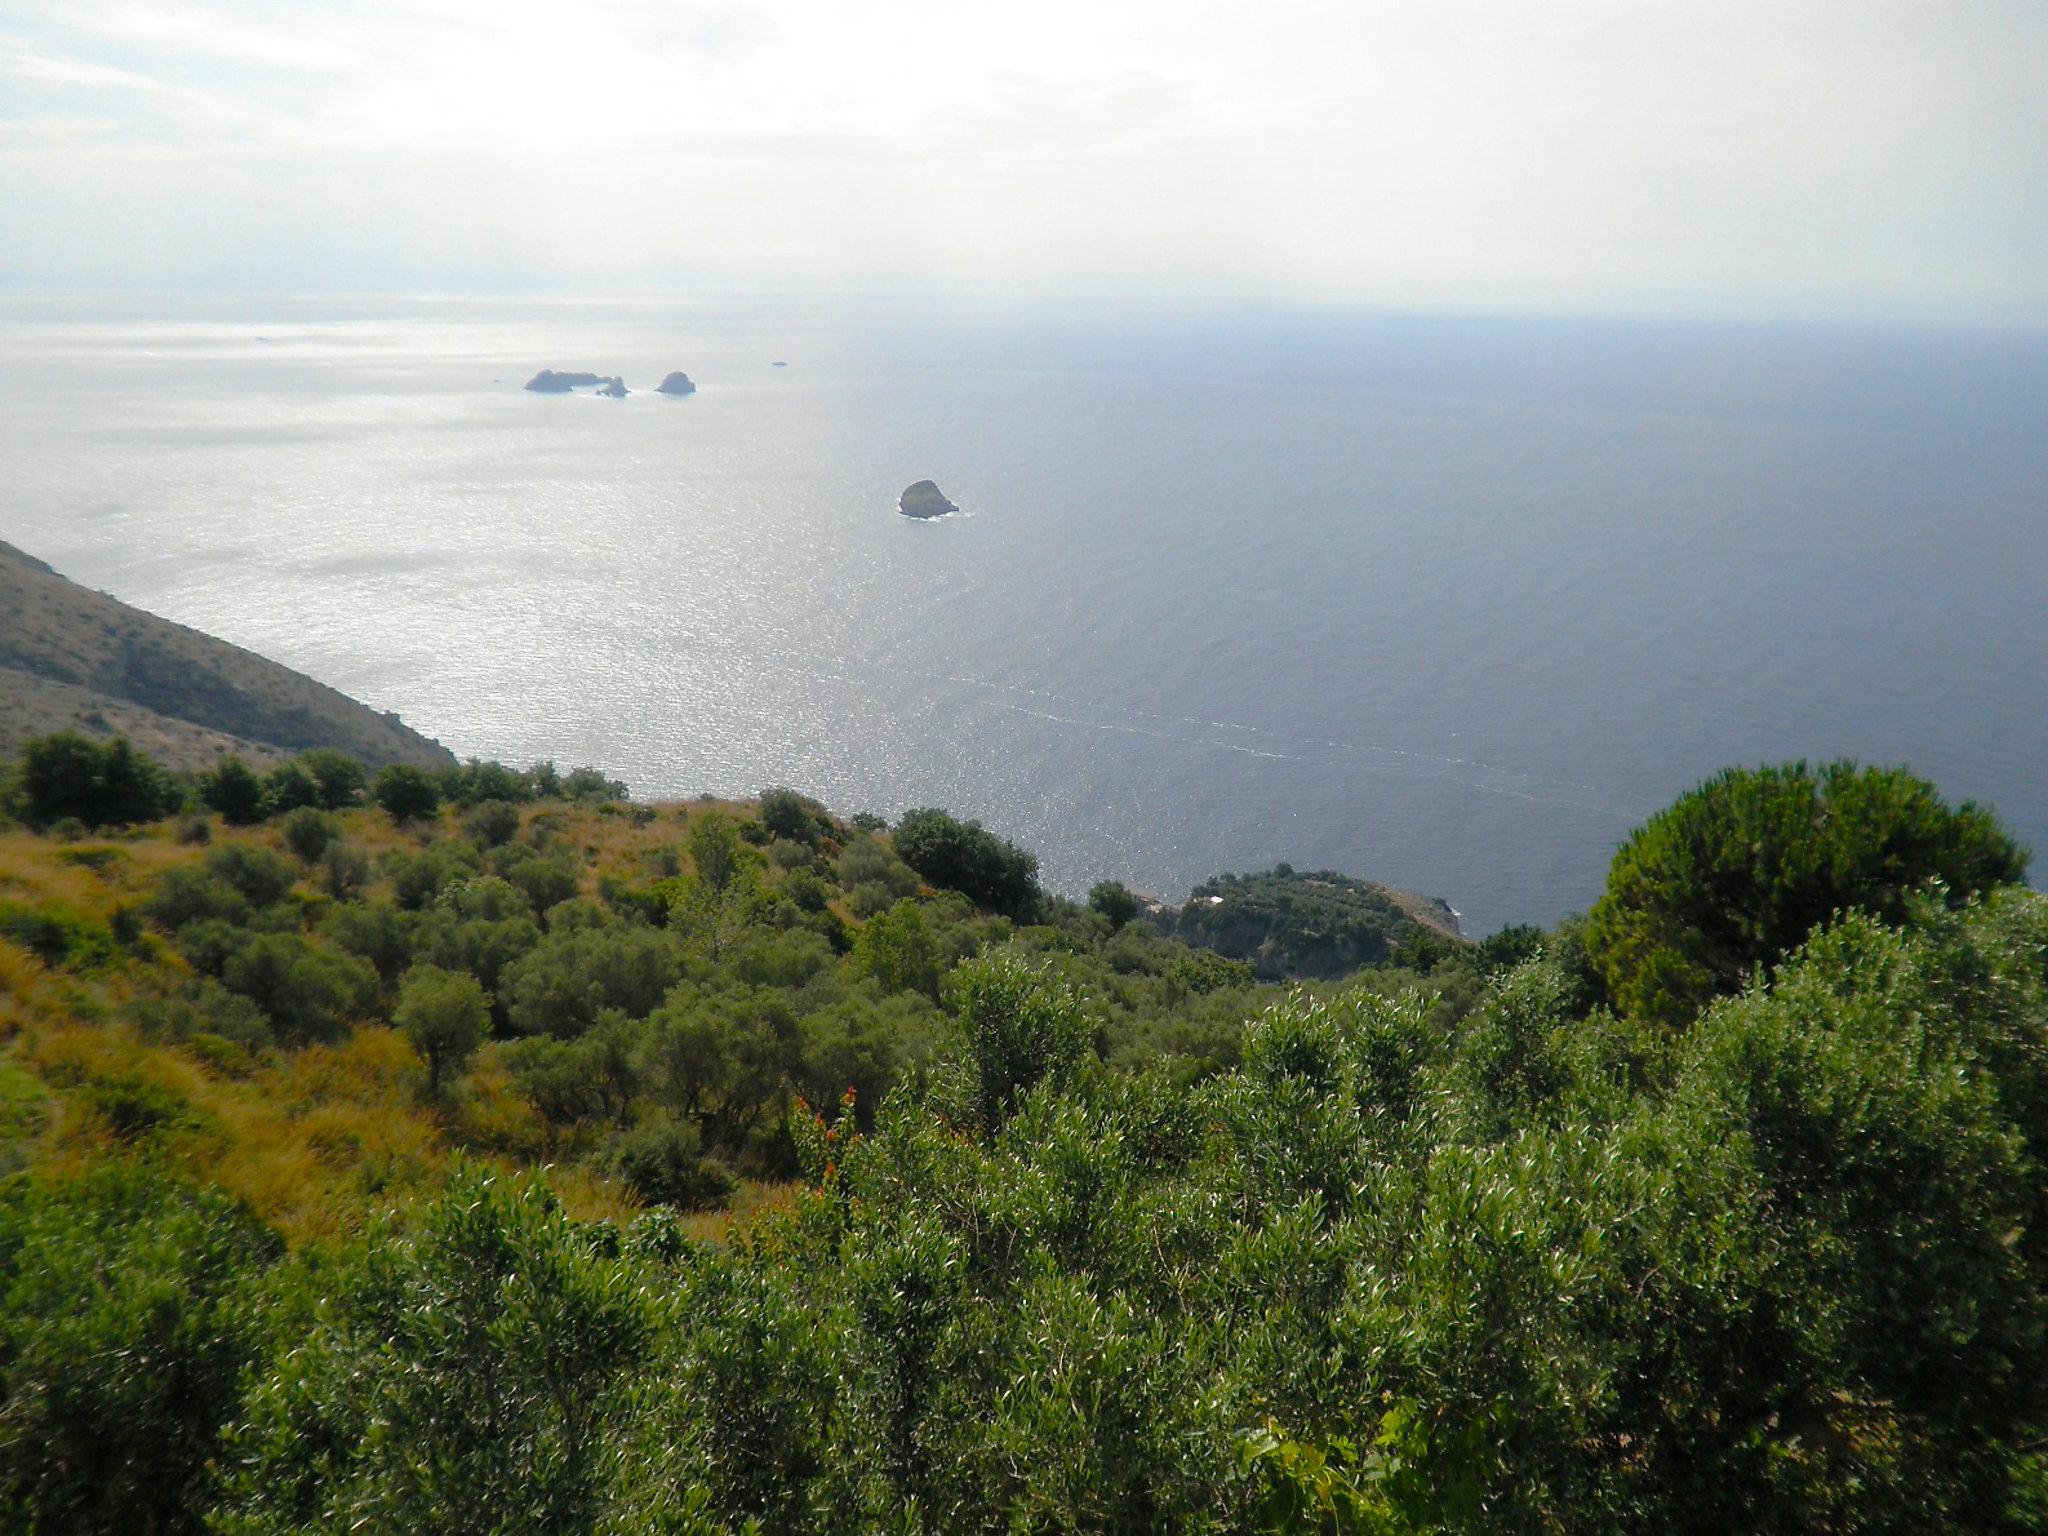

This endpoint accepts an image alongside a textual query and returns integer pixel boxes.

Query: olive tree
[392,963,489,1093]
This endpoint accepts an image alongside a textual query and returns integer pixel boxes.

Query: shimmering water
[3,294,2044,934]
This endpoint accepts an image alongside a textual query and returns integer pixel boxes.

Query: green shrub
[216,1170,651,1536]
[0,903,119,970]
[945,951,1095,1133]
[318,840,370,899]
[853,898,941,999]
[386,840,482,910]
[205,842,297,906]
[1087,879,1140,930]
[129,978,274,1052]
[563,766,628,802]
[221,932,378,1044]
[53,844,127,875]
[82,1072,192,1141]
[145,866,251,931]
[503,924,683,1038]
[260,761,322,815]
[760,786,825,844]
[440,758,532,809]
[0,1163,281,1536]
[200,756,266,826]
[610,1118,736,1210]
[278,806,338,864]
[464,798,522,848]
[294,749,367,810]
[371,764,441,824]
[320,900,416,987]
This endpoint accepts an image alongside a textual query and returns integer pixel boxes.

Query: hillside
[0,740,2043,1532]
[0,777,1355,1243]
[1168,862,1464,979]
[0,540,453,773]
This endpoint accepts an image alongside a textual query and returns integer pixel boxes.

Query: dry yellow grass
[0,796,797,1246]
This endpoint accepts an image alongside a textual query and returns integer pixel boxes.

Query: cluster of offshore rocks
[523,370,697,397]
[524,369,959,521]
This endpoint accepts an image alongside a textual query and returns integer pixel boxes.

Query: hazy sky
[2,0,2043,319]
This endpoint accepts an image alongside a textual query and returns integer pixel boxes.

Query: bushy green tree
[260,760,321,815]
[493,845,580,916]
[144,865,252,932]
[1088,879,1140,930]
[563,766,628,802]
[642,987,798,1152]
[318,840,370,900]
[371,764,441,824]
[393,963,489,1093]
[205,842,296,906]
[893,807,1041,917]
[1586,760,2028,1022]
[609,1117,735,1210]
[321,900,416,987]
[412,894,540,1007]
[440,758,531,809]
[502,923,683,1037]
[200,756,267,826]
[760,786,821,844]
[17,733,177,829]
[278,806,338,864]
[852,897,941,999]
[385,840,483,910]
[945,951,1095,1133]
[688,812,742,892]
[222,932,378,1044]
[463,798,522,848]
[294,749,366,810]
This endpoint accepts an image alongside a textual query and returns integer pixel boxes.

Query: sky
[1,0,2043,320]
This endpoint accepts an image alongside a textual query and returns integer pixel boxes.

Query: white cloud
[0,0,2042,319]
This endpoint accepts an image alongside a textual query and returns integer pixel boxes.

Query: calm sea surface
[2,295,2043,934]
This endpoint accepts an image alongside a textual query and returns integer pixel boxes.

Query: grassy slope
[0,790,1465,1246]
[0,539,455,773]
[0,800,764,1244]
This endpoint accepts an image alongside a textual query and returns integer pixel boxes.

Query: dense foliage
[1586,760,2029,1022]
[1176,863,1457,979]
[0,742,2042,1533]
[892,807,1042,918]
[13,732,180,829]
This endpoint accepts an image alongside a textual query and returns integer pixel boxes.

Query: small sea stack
[596,376,628,398]
[898,480,958,519]
[656,372,697,396]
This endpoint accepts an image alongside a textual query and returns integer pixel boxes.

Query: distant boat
[772,360,788,367]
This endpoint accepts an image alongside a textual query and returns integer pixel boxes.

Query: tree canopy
[1585,760,2029,1022]
[892,808,1041,918]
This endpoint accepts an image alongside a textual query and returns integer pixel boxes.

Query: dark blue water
[3,296,2043,933]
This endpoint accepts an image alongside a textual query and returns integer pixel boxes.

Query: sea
[2,293,2043,937]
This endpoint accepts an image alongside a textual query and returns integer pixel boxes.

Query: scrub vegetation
[0,736,2041,1533]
